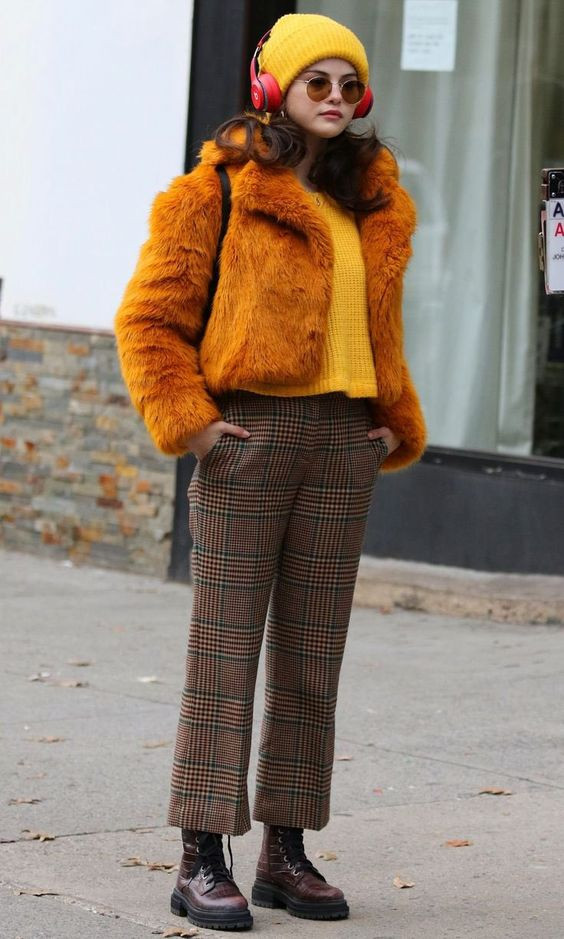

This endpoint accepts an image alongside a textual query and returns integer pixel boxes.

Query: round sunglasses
[292,76,366,105]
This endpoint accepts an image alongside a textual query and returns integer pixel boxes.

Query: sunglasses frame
[292,76,366,105]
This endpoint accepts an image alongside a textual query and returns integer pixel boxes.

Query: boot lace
[192,831,234,887]
[275,826,326,882]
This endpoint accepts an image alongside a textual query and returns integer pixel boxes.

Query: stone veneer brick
[0,322,176,577]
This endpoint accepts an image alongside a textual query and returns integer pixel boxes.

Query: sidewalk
[2,548,563,938]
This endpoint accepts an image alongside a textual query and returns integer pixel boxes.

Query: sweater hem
[238,377,378,397]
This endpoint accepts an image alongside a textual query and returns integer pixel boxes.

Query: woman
[114,12,426,931]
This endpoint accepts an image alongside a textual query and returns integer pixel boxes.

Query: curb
[354,557,564,625]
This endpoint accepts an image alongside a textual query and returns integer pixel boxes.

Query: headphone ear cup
[353,86,374,119]
[250,76,266,111]
[250,71,283,113]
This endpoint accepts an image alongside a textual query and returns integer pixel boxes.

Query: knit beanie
[258,13,369,95]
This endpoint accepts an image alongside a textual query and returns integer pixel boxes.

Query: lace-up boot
[251,824,349,920]
[170,828,252,930]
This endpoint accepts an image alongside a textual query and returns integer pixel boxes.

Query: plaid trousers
[167,390,387,836]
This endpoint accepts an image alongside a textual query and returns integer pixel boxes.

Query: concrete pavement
[2,548,564,938]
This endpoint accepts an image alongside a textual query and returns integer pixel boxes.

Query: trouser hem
[167,799,251,837]
[252,806,329,832]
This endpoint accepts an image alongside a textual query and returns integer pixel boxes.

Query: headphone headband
[250,29,283,112]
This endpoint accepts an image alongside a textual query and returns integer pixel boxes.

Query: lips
[321,110,343,118]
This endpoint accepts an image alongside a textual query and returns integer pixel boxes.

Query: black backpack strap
[200,164,231,338]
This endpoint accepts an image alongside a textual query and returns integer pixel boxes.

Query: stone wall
[0,322,175,577]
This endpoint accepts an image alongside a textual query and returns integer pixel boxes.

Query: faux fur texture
[114,138,426,472]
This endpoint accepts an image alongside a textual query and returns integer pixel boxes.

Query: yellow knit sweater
[239,191,378,398]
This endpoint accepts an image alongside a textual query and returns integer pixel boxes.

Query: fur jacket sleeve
[114,167,224,455]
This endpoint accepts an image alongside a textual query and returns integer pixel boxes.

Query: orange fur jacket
[114,137,427,473]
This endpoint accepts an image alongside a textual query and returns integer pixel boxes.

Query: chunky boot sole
[170,886,253,930]
[251,879,349,920]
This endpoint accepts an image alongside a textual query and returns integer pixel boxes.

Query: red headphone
[249,29,374,119]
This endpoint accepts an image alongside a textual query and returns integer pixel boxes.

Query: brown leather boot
[251,824,349,920]
[170,828,253,930]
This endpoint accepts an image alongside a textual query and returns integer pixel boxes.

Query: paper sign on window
[401,0,458,72]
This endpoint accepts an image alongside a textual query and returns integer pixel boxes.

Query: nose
[327,81,343,104]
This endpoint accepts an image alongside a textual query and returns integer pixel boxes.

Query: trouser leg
[167,391,312,836]
[252,393,386,830]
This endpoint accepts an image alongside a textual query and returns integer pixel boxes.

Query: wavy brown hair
[212,111,391,214]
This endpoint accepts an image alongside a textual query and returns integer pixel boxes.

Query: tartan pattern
[168,390,387,835]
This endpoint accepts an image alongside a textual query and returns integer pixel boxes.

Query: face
[283,58,360,139]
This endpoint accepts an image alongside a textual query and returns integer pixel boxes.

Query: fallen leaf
[54,679,89,688]
[335,754,353,761]
[66,659,93,667]
[36,736,64,744]
[137,676,160,683]
[27,672,51,682]
[8,798,42,805]
[21,830,55,842]
[479,787,512,796]
[143,740,172,749]
[393,875,415,888]
[120,856,178,872]
[444,839,473,847]
[15,887,59,897]
[27,773,47,779]
[315,850,337,861]
[373,788,383,795]
[162,927,199,937]
[379,605,392,614]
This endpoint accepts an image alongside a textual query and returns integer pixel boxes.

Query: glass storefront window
[298,0,564,458]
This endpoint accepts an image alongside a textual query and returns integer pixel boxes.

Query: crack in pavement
[0,824,171,845]
[2,672,180,710]
[334,736,564,790]
[0,880,166,933]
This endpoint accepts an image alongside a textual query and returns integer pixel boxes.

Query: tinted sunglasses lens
[306,77,332,101]
[341,80,365,104]
[305,77,365,104]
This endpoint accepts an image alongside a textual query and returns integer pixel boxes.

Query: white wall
[0,0,193,330]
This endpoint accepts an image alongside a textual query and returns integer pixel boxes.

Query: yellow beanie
[258,13,369,96]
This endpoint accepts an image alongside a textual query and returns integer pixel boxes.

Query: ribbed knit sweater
[238,190,378,398]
